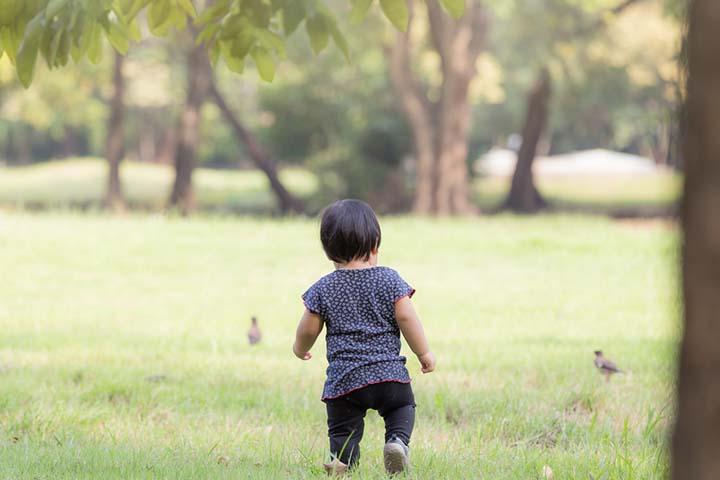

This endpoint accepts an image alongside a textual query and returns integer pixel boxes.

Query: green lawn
[474,174,681,214]
[0,213,678,479]
[0,158,317,213]
[0,158,680,215]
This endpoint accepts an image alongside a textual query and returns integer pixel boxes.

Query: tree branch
[208,79,304,214]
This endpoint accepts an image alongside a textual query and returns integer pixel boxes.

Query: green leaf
[176,0,196,18]
[45,0,68,19]
[196,23,220,45]
[0,26,20,63]
[87,21,103,64]
[196,0,231,26]
[121,0,152,21]
[439,0,464,18]
[251,45,275,82]
[328,18,349,61]
[55,29,71,66]
[379,0,408,31]
[48,24,65,66]
[350,0,373,24]
[282,0,305,35]
[128,18,142,41]
[305,14,328,54]
[256,29,286,58]
[16,13,44,87]
[17,38,39,87]
[104,18,130,54]
[148,0,171,35]
[220,40,245,73]
[246,1,272,28]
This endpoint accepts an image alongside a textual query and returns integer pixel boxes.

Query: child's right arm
[395,297,436,373]
[293,308,323,360]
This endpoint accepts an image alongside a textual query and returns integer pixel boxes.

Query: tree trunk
[672,1,720,479]
[387,2,436,214]
[209,83,304,214]
[429,0,485,216]
[504,68,551,213]
[387,0,487,216]
[104,53,126,213]
[168,43,212,215]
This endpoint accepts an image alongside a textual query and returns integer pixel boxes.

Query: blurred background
[0,0,682,218]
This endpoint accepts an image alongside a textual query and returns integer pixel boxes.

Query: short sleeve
[302,282,322,315]
[388,269,415,303]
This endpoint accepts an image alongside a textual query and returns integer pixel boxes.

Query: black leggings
[324,381,415,467]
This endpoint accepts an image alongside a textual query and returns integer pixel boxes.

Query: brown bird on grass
[594,350,622,381]
[248,316,262,345]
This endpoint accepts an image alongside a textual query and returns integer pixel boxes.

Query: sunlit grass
[0,158,317,213]
[0,212,678,478]
[473,173,681,213]
[0,158,680,216]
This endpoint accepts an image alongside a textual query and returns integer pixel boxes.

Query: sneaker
[323,458,348,476]
[383,437,409,474]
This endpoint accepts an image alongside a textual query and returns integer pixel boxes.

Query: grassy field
[0,158,680,215]
[0,212,678,479]
[473,174,681,214]
[0,159,317,213]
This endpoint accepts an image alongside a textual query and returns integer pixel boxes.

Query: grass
[473,173,681,214]
[0,212,678,479]
[0,158,317,213]
[0,158,680,215]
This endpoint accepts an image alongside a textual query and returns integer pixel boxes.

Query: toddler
[293,199,436,474]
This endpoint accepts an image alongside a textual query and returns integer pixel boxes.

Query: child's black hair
[320,199,381,264]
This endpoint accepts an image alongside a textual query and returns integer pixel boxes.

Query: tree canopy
[0,0,465,87]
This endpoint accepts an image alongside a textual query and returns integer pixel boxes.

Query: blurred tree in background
[0,0,682,215]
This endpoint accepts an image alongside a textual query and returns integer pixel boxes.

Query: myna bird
[248,316,262,345]
[594,350,622,381]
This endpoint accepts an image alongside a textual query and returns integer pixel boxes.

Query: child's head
[320,199,381,264]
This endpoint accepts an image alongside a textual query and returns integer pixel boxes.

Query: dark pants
[325,381,415,467]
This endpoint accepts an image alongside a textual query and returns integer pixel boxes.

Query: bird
[248,316,262,345]
[594,350,622,381]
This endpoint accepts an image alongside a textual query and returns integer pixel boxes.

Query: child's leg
[325,397,367,467]
[376,383,416,445]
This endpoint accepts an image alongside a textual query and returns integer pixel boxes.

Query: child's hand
[293,343,312,361]
[417,351,436,374]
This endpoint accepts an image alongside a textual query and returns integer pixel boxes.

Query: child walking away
[293,199,436,475]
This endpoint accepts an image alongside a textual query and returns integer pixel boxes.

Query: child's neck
[334,258,377,270]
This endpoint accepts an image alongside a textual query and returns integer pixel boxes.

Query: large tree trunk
[672,1,720,479]
[428,0,485,215]
[503,68,551,213]
[209,83,304,214]
[387,0,487,216]
[104,53,126,213]
[168,43,212,215]
[388,6,436,215]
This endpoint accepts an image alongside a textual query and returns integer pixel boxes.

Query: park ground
[0,158,681,215]
[0,207,678,478]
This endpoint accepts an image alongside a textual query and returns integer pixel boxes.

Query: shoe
[323,458,348,476]
[383,437,409,474]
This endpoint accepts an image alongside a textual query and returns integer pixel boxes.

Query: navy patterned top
[302,266,415,400]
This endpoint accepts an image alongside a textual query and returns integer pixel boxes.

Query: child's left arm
[293,309,323,360]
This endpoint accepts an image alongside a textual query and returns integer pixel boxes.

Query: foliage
[255,19,413,212]
[0,0,429,87]
[468,0,681,159]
